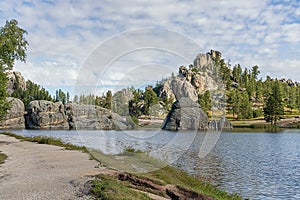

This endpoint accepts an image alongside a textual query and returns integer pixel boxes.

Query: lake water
[5,129,300,200]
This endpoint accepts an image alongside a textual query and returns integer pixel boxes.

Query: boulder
[65,103,129,130]
[208,117,233,131]
[162,97,208,131]
[6,71,26,96]
[0,97,25,129]
[25,100,69,129]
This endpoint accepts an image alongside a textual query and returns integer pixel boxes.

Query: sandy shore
[0,134,105,200]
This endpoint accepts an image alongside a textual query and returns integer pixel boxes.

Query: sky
[0,0,299,96]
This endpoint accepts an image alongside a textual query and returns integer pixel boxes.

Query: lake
[6,129,300,200]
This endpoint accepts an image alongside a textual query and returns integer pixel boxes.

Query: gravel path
[0,134,104,200]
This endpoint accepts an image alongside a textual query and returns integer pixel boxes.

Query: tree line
[1,19,299,126]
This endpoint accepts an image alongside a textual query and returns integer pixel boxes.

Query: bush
[253,109,263,118]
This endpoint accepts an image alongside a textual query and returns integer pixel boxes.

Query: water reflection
[6,129,300,199]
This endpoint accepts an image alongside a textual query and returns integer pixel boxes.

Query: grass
[232,123,282,132]
[90,174,152,200]
[0,132,88,152]
[1,131,241,200]
[138,166,241,200]
[88,148,167,173]
[0,151,7,165]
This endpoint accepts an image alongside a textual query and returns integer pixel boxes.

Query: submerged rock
[0,97,25,129]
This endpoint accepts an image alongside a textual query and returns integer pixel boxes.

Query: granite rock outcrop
[0,97,25,129]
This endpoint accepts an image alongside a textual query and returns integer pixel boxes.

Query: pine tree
[264,80,284,125]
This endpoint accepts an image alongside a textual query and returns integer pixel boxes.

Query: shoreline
[0,131,240,200]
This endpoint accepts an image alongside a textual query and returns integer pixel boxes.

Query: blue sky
[0,0,299,96]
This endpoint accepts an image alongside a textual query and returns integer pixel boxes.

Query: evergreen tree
[143,86,158,115]
[73,95,79,103]
[239,91,253,119]
[264,80,284,125]
[103,90,112,109]
[198,91,212,115]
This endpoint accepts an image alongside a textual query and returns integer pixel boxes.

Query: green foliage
[253,109,263,118]
[0,19,28,71]
[142,166,241,200]
[104,90,112,109]
[143,86,158,115]
[198,91,212,115]
[0,72,10,120]
[264,80,284,125]
[12,80,53,107]
[0,19,28,120]
[0,132,88,152]
[90,174,152,200]
[0,151,7,164]
[129,89,143,118]
[55,89,69,104]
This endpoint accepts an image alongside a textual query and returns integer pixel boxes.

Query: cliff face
[66,103,129,130]
[6,71,26,95]
[25,100,69,129]
[158,50,221,102]
[23,100,130,130]
[0,97,25,129]
[158,76,198,103]
[161,50,230,131]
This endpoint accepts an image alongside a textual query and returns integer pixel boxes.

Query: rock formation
[6,71,26,95]
[24,100,130,130]
[0,97,25,129]
[162,97,208,131]
[193,49,221,70]
[25,100,69,129]
[161,50,230,131]
[157,76,199,103]
[158,50,222,102]
[65,103,129,130]
[208,117,233,131]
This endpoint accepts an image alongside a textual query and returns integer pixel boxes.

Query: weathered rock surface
[158,76,198,103]
[162,97,208,130]
[65,103,129,130]
[24,100,130,130]
[25,100,69,129]
[6,71,26,96]
[194,49,221,70]
[208,117,233,131]
[158,50,222,102]
[0,97,25,129]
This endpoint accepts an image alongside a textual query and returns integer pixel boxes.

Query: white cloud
[0,0,299,95]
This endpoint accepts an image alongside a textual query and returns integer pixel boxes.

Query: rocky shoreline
[0,97,232,131]
[0,98,131,130]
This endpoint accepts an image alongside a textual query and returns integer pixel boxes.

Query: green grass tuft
[0,152,7,165]
[139,166,241,200]
[90,174,151,200]
[0,132,88,152]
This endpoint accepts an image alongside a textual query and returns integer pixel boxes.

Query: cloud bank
[0,0,299,95]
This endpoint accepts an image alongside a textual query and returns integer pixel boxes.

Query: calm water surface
[7,129,300,200]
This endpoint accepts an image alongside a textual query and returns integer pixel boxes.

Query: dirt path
[0,134,105,200]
